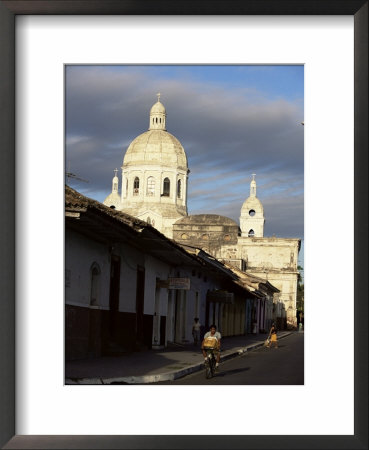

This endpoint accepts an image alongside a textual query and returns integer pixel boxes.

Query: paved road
[157,332,304,385]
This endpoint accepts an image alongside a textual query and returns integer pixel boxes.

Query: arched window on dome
[147,177,155,196]
[177,179,182,198]
[248,229,255,237]
[162,177,170,197]
[133,177,140,195]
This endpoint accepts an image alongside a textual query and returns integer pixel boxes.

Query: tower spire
[112,168,119,194]
[240,173,264,238]
[250,174,257,197]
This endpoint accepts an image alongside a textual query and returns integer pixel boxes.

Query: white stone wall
[120,164,187,237]
[65,230,111,311]
[219,236,300,327]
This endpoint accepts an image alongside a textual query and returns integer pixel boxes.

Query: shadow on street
[215,367,250,377]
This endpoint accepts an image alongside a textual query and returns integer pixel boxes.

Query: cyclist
[201,324,221,370]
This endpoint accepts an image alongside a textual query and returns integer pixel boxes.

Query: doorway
[152,281,161,347]
[109,255,121,340]
[135,266,145,346]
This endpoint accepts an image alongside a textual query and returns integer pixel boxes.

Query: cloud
[66,65,304,238]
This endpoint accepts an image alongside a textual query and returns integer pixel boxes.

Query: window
[163,177,170,196]
[147,177,155,196]
[248,229,255,237]
[249,209,256,216]
[177,179,181,198]
[133,177,140,195]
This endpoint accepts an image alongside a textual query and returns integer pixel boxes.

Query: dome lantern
[149,92,167,130]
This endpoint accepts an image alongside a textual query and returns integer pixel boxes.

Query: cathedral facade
[104,94,188,238]
[104,96,301,327]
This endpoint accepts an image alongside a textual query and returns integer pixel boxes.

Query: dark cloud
[66,66,304,239]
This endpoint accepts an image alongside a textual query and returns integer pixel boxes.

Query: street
[157,332,304,385]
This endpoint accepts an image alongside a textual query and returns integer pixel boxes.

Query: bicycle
[204,347,217,379]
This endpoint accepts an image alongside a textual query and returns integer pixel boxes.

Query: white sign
[168,277,190,290]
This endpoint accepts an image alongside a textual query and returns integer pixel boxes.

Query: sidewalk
[65,331,292,385]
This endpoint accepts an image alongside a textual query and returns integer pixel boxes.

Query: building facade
[103,96,301,327]
[67,186,279,360]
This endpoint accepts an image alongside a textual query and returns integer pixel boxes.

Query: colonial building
[104,96,301,327]
[66,186,280,360]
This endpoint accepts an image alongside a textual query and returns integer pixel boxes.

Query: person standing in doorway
[192,318,201,346]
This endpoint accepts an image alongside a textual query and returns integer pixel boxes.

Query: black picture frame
[0,1,367,449]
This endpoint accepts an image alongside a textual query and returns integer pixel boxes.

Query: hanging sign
[168,278,190,290]
[156,278,190,290]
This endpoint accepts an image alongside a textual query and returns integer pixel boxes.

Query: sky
[65,65,304,262]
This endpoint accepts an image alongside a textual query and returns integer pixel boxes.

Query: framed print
[0,1,367,449]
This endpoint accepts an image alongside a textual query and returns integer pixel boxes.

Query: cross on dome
[156,92,161,102]
[114,168,118,177]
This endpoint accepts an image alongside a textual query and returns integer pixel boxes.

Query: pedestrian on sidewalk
[267,323,278,348]
[192,318,201,346]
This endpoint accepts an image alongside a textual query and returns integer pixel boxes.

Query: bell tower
[240,174,265,237]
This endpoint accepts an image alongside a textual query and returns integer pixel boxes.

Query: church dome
[150,101,166,114]
[123,129,188,170]
[123,95,188,171]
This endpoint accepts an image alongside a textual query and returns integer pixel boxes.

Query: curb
[66,332,293,385]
